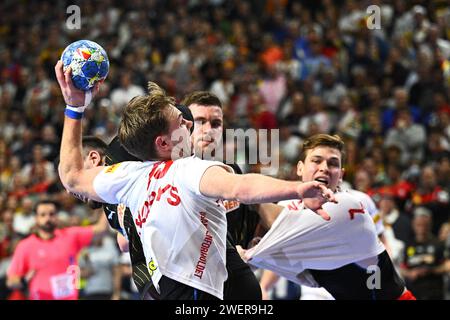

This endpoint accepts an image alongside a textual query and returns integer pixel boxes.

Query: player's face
[297,146,344,192]
[189,104,223,158]
[35,203,58,233]
[166,105,193,159]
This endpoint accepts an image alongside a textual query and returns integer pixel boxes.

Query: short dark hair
[82,136,107,158]
[34,199,60,214]
[181,91,222,109]
[55,136,107,170]
[299,134,345,164]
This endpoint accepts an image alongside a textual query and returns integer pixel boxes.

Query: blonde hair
[118,81,175,160]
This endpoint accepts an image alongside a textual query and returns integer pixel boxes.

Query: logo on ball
[61,40,109,91]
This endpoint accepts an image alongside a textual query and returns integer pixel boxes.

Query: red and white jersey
[245,192,385,286]
[346,189,384,236]
[93,156,232,299]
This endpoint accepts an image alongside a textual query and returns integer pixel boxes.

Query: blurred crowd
[1,0,450,299]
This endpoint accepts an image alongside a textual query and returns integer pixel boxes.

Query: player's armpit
[256,203,284,229]
[59,165,105,203]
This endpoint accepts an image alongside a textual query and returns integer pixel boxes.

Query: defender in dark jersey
[183,92,263,300]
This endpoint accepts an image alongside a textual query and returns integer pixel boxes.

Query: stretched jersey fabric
[346,189,384,236]
[298,189,388,299]
[94,157,232,299]
[245,192,385,287]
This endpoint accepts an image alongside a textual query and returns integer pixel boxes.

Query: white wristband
[66,105,86,113]
[65,89,92,111]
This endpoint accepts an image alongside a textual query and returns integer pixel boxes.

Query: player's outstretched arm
[55,61,105,202]
[199,166,336,209]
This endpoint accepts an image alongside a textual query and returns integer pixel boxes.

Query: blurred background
[0,0,449,300]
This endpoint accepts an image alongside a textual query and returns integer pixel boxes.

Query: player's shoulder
[103,161,152,174]
[347,189,367,199]
[349,189,378,207]
[173,155,200,166]
[176,156,234,173]
[329,191,364,209]
[315,192,366,224]
[176,155,216,165]
[327,192,380,228]
[346,189,376,205]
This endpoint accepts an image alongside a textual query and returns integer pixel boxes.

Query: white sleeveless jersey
[245,191,385,286]
[93,156,232,299]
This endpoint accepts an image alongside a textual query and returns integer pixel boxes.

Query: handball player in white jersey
[54,61,336,300]
[245,134,416,300]
[259,184,388,300]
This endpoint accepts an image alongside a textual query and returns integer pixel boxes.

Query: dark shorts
[157,276,219,300]
[310,250,406,300]
[223,247,262,300]
[145,246,262,300]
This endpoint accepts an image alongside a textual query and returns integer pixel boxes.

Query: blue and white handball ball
[61,40,109,91]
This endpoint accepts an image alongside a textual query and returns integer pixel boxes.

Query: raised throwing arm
[55,61,106,202]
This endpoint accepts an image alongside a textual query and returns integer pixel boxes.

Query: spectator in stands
[400,207,446,300]
[0,208,24,299]
[411,165,450,235]
[1,0,450,299]
[110,72,144,112]
[378,191,413,262]
[78,233,121,300]
[384,108,426,166]
[12,196,35,236]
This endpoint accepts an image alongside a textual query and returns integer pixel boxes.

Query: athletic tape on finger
[84,90,92,107]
